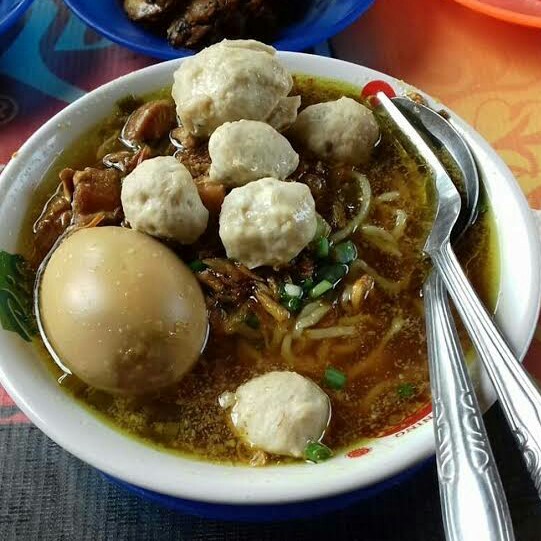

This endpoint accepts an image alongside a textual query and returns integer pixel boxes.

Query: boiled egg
[38,226,208,395]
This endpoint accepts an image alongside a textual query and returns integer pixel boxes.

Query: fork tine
[375,92,461,251]
[376,92,447,176]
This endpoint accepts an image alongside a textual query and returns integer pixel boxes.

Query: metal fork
[377,92,514,541]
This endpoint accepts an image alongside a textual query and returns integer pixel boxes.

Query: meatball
[171,39,298,137]
[290,97,380,166]
[208,120,299,187]
[220,371,331,458]
[121,156,208,244]
[266,95,301,132]
[219,177,317,268]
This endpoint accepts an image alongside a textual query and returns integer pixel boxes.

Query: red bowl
[454,0,541,28]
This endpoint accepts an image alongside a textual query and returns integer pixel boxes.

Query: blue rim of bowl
[62,0,375,59]
[104,455,435,521]
[0,0,34,34]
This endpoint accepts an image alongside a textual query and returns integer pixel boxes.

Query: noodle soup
[23,68,498,466]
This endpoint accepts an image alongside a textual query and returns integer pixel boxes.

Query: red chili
[346,447,371,458]
[361,80,396,100]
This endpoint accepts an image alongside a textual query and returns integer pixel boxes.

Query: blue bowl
[63,0,374,59]
[105,456,434,521]
[0,0,34,34]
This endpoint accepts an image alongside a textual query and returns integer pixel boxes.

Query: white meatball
[172,39,298,137]
[267,95,301,132]
[219,178,317,268]
[121,156,208,244]
[208,120,299,187]
[290,97,379,165]
[220,371,331,458]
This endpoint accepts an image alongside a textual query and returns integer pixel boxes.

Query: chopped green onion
[301,278,315,292]
[283,297,303,313]
[280,283,304,313]
[324,367,347,390]
[332,240,358,264]
[189,260,207,272]
[309,280,333,299]
[314,214,332,240]
[397,383,415,399]
[314,237,329,259]
[304,441,333,463]
[284,283,303,298]
[316,263,348,285]
[245,312,260,329]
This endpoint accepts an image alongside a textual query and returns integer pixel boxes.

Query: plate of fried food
[63,0,374,59]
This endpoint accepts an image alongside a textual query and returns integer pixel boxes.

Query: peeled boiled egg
[38,226,208,395]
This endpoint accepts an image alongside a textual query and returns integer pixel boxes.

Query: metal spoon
[382,92,541,498]
[378,93,514,541]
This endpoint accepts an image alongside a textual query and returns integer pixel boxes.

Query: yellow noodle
[351,259,410,295]
[340,284,353,311]
[316,340,332,362]
[331,339,364,356]
[270,324,288,349]
[351,275,375,311]
[255,290,290,322]
[392,209,408,239]
[348,317,405,380]
[304,326,357,339]
[331,172,372,243]
[294,301,331,336]
[339,312,372,325]
[375,191,400,203]
[280,333,297,364]
[360,225,402,257]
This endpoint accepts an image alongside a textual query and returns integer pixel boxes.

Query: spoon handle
[431,240,541,498]
[424,271,514,541]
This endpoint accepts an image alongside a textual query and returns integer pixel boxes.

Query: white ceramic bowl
[0,53,539,513]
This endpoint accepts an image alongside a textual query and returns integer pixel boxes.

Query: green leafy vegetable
[0,251,36,342]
